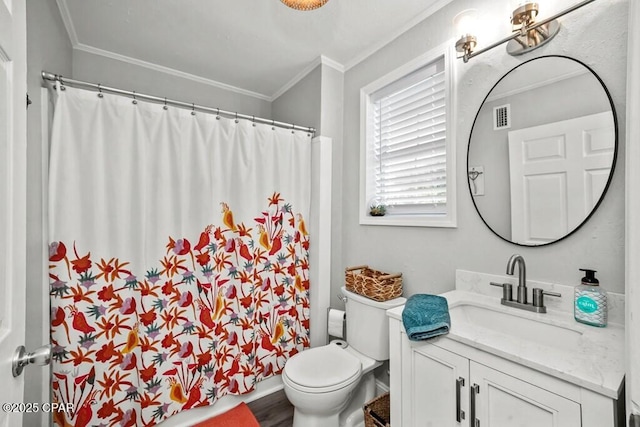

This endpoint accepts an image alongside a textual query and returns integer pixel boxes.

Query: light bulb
[453,9,478,38]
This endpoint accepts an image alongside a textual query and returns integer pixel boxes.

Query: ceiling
[57,0,453,100]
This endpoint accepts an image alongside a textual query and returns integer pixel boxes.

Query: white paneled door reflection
[508,112,615,245]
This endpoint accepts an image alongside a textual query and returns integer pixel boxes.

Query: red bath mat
[192,402,260,427]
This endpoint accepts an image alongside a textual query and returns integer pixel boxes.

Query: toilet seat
[283,344,362,393]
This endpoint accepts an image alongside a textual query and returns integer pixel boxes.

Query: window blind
[371,57,447,214]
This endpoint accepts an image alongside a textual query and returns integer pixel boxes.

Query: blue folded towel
[402,294,450,341]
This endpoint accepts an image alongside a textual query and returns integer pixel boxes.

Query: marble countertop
[387,289,625,399]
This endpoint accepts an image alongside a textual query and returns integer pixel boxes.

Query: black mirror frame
[466,55,619,247]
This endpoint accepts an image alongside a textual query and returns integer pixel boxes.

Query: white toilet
[282,286,406,427]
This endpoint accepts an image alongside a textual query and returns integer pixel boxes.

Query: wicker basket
[364,392,391,427]
[345,265,402,302]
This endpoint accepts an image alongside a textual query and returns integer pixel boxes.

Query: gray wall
[272,63,345,296]
[73,50,272,118]
[319,65,345,302]
[272,64,322,130]
[25,1,73,425]
[337,0,628,310]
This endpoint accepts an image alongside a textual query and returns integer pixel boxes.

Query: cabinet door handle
[456,376,465,422]
[470,383,480,427]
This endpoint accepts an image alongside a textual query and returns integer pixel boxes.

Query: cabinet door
[470,362,581,427]
[402,340,469,426]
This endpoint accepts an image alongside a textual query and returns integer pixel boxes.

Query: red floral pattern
[50,193,310,427]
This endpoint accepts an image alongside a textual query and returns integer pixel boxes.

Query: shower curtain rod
[41,71,316,135]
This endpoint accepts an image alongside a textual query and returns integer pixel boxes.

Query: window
[360,44,456,227]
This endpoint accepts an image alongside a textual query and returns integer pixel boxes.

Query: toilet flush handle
[337,293,347,303]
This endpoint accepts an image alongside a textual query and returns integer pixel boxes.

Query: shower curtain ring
[252,116,256,127]
[97,84,103,98]
[163,97,168,110]
[291,124,295,134]
[272,120,276,131]
[191,103,196,116]
[132,91,138,105]
[216,108,221,120]
[235,112,239,123]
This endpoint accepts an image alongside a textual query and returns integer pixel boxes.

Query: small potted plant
[369,202,387,217]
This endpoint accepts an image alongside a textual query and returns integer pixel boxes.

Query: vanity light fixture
[455,0,596,63]
[453,9,478,62]
[280,0,329,11]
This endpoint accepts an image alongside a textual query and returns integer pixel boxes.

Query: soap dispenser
[574,269,607,327]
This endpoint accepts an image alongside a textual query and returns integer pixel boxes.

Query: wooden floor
[247,389,294,427]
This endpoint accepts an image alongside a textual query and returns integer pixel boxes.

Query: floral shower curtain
[48,86,311,427]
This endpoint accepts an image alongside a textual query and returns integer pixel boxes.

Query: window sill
[359,214,457,228]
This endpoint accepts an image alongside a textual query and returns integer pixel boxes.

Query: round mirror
[467,55,617,246]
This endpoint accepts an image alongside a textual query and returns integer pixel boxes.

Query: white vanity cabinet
[400,341,469,427]
[471,362,580,427]
[403,341,581,427]
[389,314,623,427]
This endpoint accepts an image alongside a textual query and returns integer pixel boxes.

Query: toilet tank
[342,286,406,361]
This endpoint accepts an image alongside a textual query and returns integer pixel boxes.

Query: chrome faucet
[490,254,562,313]
[506,254,527,304]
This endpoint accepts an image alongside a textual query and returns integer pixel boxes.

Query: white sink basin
[449,302,583,351]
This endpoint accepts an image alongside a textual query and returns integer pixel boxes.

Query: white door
[0,0,28,426]
[508,112,615,244]
[402,342,469,427]
[471,362,581,427]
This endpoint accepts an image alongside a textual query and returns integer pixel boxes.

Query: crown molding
[271,0,453,101]
[56,0,271,101]
[271,55,345,102]
[55,0,451,103]
[56,0,79,46]
[485,68,589,103]
[74,44,271,101]
[320,55,345,73]
[344,0,454,71]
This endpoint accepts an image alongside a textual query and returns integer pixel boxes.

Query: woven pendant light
[281,0,329,11]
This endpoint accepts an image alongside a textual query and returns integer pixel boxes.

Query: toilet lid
[284,345,361,391]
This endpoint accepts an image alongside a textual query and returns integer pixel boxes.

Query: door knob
[12,345,51,377]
